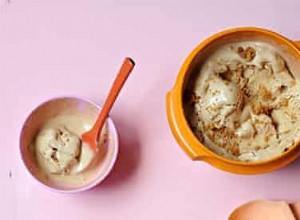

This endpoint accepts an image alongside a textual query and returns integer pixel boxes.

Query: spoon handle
[93,57,135,138]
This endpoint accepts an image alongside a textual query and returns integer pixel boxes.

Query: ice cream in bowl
[20,97,118,193]
[166,27,300,174]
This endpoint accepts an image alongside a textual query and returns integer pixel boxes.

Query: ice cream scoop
[36,126,81,174]
[81,57,135,151]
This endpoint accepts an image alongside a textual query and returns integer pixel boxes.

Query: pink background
[1,0,300,219]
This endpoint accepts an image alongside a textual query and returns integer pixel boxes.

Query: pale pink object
[19,97,119,193]
[2,0,300,219]
[229,200,296,220]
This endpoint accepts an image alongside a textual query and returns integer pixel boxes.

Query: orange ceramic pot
[166,27,300,174]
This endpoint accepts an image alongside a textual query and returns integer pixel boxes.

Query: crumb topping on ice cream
[185,42,300,161]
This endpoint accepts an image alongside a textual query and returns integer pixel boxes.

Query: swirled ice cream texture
[185,42,300,161]
[34,115,107,176]
[36,126,81,174]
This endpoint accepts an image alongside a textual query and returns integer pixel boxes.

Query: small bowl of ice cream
[166,27,300,174]
[20,97,118,193]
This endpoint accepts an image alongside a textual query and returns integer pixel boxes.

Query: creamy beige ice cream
[185,42,300,161]
[36,126,81,174]
[32,114,107,184]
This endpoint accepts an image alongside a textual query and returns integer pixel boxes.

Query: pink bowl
[19,97,119,193]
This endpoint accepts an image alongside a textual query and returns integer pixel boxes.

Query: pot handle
[166,91,210,160]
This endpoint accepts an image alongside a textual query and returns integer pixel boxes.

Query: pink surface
[1,0,300,219]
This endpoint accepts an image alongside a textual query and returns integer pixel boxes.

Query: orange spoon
[81,57,135,151]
